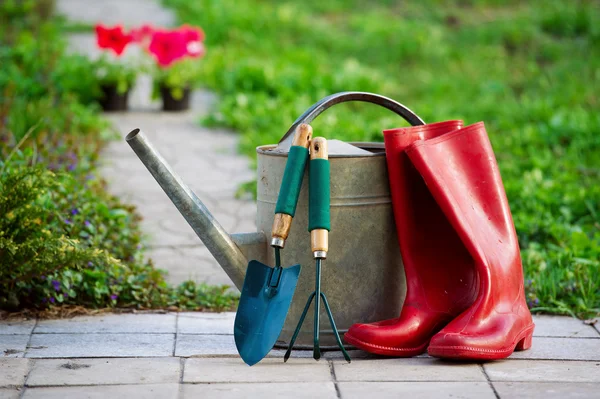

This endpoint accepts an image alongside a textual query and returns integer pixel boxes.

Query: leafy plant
[93,54,137,95]
[152,58,202,100]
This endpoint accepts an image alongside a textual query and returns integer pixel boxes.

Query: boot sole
[344,333,428,357]
[427,324,535,360]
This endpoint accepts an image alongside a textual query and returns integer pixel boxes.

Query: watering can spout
[126,128,259,289]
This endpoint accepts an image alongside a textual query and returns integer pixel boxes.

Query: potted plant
[147,25,205,111]
[93,55,136,111]
[152,58,202,111]
[94,24,136,111]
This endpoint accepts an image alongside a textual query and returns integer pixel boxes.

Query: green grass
[164,0,600,318]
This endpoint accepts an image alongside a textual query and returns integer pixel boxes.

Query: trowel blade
[234,260,301,366]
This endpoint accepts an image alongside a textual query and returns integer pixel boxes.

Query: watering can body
[127,92,424,348]
[255,143,406,347]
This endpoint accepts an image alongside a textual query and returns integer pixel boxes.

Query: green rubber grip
[274,145,309,217]
[308,158,330,231]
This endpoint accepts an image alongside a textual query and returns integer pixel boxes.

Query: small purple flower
[534,298,539,305]
[63,293,69,298]
[71,208,79,215]
[136,244,142,250]
[85,174,95,181]
[110,294,118,301]
[51,280,61,291]
[49,297,55,304]
[64,219,72,225]
[68,163,76,171]
[41,275,46,280]
[84,220,91,227]
[87,261,93,267]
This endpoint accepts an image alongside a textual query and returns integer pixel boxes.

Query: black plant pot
[160,85,191,111]
[99,84,129,112]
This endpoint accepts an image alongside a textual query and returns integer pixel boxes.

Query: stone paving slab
[22,383,179,399]
[268,348,376,360]
[34,314,176,334]
[1,335,29,358]
[333,358,487,382]
[532,315,599,338]
[0,359,29,388]
[484,359,600,383]
[175,334,236,357]
[27,358,181,386]
[183,358,331,383]
[0,389,19,399]
[509,337,600,361]
[25,333,174,358]
[493,382,600,399]
[181,382,338,399]
[177,312,235,335]
[338,381,497,399]
[0,320,35,335]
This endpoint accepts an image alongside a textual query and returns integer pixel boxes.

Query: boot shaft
[383,121,477,315]
[407,122,525,311]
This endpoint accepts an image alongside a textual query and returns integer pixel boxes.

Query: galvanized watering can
[126,92,424,348]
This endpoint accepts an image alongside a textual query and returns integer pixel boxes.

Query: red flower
[95,24,132,56]
[148,29,189,67]
[180,24,205,42]
[179,25,206,58]
[131,24,155,44]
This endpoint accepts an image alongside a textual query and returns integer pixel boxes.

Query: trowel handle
[309,137,330,259]
[271,123,313,248]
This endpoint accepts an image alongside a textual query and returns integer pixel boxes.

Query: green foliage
[94,54,137,95]
[0,150,238,312]
[153,58,202,100]
[170,281,239,310]
[164,0,600,317]
[0,164,122,309]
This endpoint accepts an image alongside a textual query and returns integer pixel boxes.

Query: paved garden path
[1,314,599,398]
[56,0,256,286]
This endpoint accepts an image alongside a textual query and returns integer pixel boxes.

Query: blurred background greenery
[0,0,238,312]
[164,0,600,317]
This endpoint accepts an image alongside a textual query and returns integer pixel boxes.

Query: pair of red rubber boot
[344,121,534,360]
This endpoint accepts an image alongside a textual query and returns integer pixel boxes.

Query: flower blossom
[95,24,133,56]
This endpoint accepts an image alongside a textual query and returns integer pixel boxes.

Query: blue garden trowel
[234,124,312,366]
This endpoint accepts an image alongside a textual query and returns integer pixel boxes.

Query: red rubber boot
[406,122,534,360]
[344,121,478,356]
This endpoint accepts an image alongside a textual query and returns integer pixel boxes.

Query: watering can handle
[278,91,425,146]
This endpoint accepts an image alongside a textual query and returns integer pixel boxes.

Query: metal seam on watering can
[257,197,392,207]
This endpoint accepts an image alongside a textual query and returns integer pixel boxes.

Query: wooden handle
[310,137,328,160]
[271,213,292,245]
[292,123,312,148]
[311,229,328,258]
[271,124,313,248]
